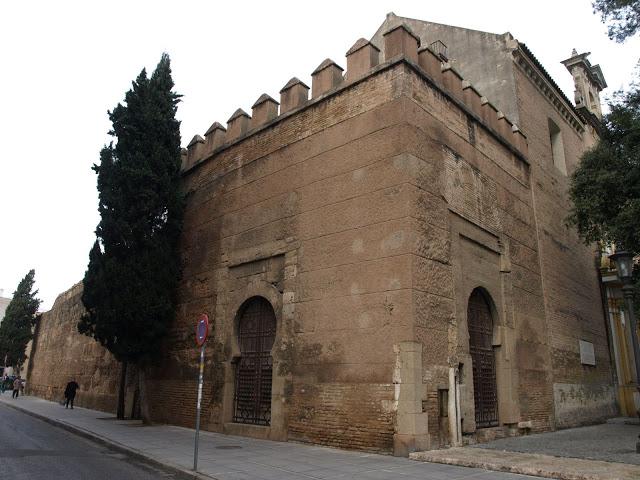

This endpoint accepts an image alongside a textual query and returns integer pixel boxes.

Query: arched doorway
[233,297,277,426]
[467,288,498,428]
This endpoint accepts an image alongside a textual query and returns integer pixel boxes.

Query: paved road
[0,402,176,480]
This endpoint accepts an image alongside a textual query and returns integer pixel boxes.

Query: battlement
[182,22,528,171]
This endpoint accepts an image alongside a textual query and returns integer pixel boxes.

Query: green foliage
[568,82,640,252]
[0,270,41,367]
[593,0,640,42]
[79,54,183,364]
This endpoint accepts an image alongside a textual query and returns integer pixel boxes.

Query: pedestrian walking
[12,376,21,399]
[64,379,79,409]
[1,374,6,394]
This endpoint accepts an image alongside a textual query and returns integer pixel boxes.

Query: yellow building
[600,252,640,417]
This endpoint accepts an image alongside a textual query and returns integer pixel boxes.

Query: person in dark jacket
[12,376,21,399]
[64,380,79,409]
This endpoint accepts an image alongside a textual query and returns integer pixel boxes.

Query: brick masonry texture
[26,18,616,455]
[26,284,120,413]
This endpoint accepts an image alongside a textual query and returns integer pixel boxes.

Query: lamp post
[609,251,640,388]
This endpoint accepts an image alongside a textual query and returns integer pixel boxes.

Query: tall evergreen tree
[80,54,183,419]
[0,270,41,371]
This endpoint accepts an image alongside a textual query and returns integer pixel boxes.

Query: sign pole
[194,343,205,471]
[193,313,209,472]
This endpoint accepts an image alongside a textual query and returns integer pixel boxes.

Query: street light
[609,251,640,401]
[610,251,635,282]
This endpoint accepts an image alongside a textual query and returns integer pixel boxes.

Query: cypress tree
[0,270,41,372]
[80,54,183,419]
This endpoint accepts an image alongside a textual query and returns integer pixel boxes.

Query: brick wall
[514,67,616,427]
[289,383,395,452]
[145,68,415,451]
[25,38,616,453]
[143,57,615,452]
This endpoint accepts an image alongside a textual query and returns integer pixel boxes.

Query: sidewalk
[410,420,640,480]
[411,447,640,480]
[470,419,640,465]
[0,394,538,480]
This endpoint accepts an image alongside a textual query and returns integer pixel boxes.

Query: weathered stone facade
[145,13,617,453]
[26,13,617,456]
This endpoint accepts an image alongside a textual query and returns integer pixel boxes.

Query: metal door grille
[468,290,499,428]
[233,297,276,426]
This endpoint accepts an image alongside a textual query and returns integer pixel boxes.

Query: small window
[589,91,597,111]
[548,119,567,175]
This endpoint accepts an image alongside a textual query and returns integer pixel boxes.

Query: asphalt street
[0,402,176,480]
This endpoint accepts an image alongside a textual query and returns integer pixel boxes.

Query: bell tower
[561,49,607,122]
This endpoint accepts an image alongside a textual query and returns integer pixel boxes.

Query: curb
[410,453,583,480]
[0,399,218,480]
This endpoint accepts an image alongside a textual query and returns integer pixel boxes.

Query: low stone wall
[26,283,120,413]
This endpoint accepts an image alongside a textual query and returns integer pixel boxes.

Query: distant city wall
[26,283,120,413]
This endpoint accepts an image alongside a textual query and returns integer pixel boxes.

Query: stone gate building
[27,13,617,456]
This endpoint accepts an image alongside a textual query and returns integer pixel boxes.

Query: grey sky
[1,0,638,310]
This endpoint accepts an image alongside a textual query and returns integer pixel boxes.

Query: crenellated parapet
[311,59,344,98]
[280,77,309,114]
[182,22,528,171]
[345,39,379,81]
[205,121,226,152]
[383,23,420,63]
[251,94,279,129]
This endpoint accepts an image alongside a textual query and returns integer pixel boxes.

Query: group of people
[0,374,79,408]
[1,374,24,398]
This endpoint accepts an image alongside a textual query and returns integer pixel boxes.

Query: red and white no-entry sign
[195,313,209,347]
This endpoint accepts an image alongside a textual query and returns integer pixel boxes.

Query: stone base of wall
[553,383,618,428]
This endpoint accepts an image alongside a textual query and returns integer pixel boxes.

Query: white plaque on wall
[579,340,596,366]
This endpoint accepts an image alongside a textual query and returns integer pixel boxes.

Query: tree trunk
[138,366,151,425]
[130,364,141,420]
[117,360,127,420]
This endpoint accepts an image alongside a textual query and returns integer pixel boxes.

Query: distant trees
[593,0,640,42]
[0,270,41,373]
[80,54,183,419]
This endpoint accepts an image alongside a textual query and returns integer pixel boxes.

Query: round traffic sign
[195,314,209,347]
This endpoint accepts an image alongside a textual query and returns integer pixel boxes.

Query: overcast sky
[1,0,638,310]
